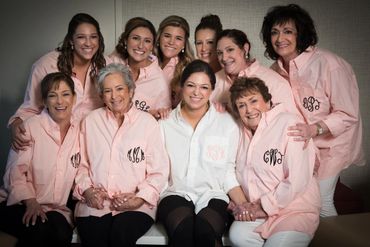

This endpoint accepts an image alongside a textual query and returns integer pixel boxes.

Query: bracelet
[315,123,324,136]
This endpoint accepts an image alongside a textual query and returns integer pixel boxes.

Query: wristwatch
[315,123,324,136]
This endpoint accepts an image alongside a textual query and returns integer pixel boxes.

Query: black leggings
[157,195,229,247]
[76,211,153,247]
[0,201,73,247]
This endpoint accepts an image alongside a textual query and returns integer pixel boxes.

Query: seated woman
[73,63,169,247]
[158,60,246,247]
[228,77,320,247]
[0,72,79,247]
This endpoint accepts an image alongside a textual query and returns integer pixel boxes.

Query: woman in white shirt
[158,59,246,247]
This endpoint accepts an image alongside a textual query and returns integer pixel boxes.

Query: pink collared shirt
[8,50,110,125]
[161,56,179,85]
[236,104,320,238]
[74,106,169,219]
[109,53,171,112]
[271,47,364,179]
[211,59,299,116]
[3,109,80,225]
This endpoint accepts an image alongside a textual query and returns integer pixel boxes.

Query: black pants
[0,201,73,247]
[76,211,153,247]
[157,195,230,247]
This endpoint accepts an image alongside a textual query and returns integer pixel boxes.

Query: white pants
[319,175,340,217]
[229,220,312,247]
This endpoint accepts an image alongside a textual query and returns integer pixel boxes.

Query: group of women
[0,3,363,247]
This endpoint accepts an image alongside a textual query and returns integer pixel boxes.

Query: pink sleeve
[8,61,48,126]
[73,120,93,200]
[260,137,316,215]
[5,124,36,205]
[322,66,359,137]
[136,121,169,206]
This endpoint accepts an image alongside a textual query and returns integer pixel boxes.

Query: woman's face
[270,20,299,62]
[195,28,217,64]
[126,26,154,66]
[235,90,270,131]
[159,26,186,60]
[216,37,249,77]
[72,23,99,62]
[182,72,212,112]
[44,80,75,124]
[101,73,133,115]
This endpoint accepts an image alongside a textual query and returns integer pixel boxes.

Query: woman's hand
[287,123,317,149]
[232,200,267,221]
[110,192,144,211]
[82,187,108,209]
[10,118,31,151]
[22,198,47,227]
[149,108,172,120]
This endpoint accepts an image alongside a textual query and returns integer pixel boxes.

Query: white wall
[1,0,369,204]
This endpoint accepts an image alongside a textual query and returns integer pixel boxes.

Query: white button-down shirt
[159,103,240,213]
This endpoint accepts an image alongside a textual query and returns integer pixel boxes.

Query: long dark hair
[57,13,106,80]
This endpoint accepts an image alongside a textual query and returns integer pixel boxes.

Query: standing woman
[110,17,171,118]
[9,13,109,151]
[158,60,247,247]
[194,14,223,73]
[154,15,194,108]
[212,29,298,116]
[261,4,363,217]
[73,63,169,247]
[228,77,320,247]
[0,72,80,247]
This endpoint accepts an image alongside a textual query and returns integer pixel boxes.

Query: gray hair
[97,63,135,94]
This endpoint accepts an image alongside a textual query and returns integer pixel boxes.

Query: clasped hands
[82,187,144,211]
[228,200,267,222]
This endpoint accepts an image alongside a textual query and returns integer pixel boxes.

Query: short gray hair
[97,63,135,94]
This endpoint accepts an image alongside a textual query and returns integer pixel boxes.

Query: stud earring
[181,48,185,53]
[71,43,74,50]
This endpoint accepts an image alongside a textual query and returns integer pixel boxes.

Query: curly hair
[56,13,106,80]
[261,4,318,60]
[229,77,272,118]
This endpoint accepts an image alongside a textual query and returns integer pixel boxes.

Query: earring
[245,53,249,60]
[181,48,185,53]
[71,43,74,50]
[124,44,127,50]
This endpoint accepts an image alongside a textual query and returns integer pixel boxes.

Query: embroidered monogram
[127,147,145,164]
[206,145,225,161]
[303,96,320,112]
[263,149,284,166]
[135,100,150,112]
[70,152,81,168]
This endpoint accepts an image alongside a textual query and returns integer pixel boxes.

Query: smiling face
[216,37,249,77]
[271,20,299,62]
[159,25,185,61]
[72,23,99,63]
[101,73,133,115]
[126,26,154,67]
[195,28,217,64]
[182,72,212,112]
[44,80,75,125]
[235,90,271,131]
